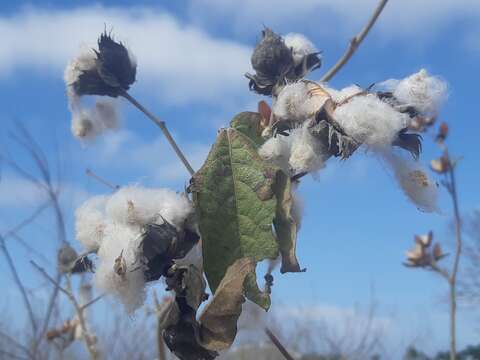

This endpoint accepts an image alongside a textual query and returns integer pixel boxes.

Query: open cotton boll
[106,186,193,228]
[382,69,448,114]
[273,81,329,123]
[288,123,326,174]
[321,84,364,104]
[284,33,317,66]
[95,223,146,313]
[334,94,409,147]
[382,151,439,213]
[75,195,109,251]
[259,135,292,174]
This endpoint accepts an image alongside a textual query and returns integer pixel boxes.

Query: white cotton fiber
[382,151,439,213]
[284,33,317,66]
[322,84,364,104]
[273,81,329,123]
[380,69,448,114]
[94,99,120,130]
[70,100,120,141]
[64,49,96,89]
[334,93,409,147]
[75,195,109,251]
[95,223,146,313]
[288,122,326,174]
[259,135,292,174]
[259,121,327,175]
[105,186,193,228]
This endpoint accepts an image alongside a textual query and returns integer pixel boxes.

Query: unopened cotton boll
[382,151,439,213]
[382,69,448,114]
[334,93,409,148]
[273,81,329,123]
[95,223,146,313]
[105,186,193,228]
[284,33,317,66]
[75,195,109,251]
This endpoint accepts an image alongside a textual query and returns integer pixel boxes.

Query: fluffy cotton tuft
[273,81,329,123]
[70,100,120,141]
[75,195,108,251]
[259,121,327,175]
[105,186,193,228]
[64,48,96,96]
[284,33,317,66]
[382,151,439,213]
[75,186,195,312]
[95,223,146,313]
[322,84,363,104]
[334,93,409,148]
[380,69,448,114]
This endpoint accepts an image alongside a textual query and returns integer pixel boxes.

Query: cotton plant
[65,23,451,360]
[74,186,199,312]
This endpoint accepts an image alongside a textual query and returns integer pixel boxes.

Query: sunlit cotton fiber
[284,33,317,66]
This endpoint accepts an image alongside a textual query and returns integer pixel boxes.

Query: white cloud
[188,0,480,41]
[0,6,251,104]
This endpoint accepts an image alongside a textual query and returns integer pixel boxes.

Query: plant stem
[320,0,389,82]
[121,91,195,176]
[265,327,296,360]
[447,154,462,360]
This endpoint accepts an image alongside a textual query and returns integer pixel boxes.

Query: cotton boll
[322,84,363,103]
[382,151,439,213]
[95,223,146,313]
[75,195,109,251]
[382,69,448,114]
[106,186,193,228]
[64,49,96,91]
[284,33,317,66]
[259,135,292,174]
[273,81,329,123]
[288,123,326,174]
[334,94,409,148]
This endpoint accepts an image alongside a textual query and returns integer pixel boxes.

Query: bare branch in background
[265,327,296,360]
[320,0,389,82]
[85,168,119,190]
[0,235,38,336]
[31,261,99,360]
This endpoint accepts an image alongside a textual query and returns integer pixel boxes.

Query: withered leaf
[272,171,303,273]
[199,258,255,351]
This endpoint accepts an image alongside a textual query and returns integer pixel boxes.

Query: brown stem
[86,168,119,190]
[121,91,195,176]
[320,0,389,82]
[447,153,462,360]
[265,327,296,360]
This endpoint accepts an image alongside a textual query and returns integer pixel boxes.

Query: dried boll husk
[68,31,136,98]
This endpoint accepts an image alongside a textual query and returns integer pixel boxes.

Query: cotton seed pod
[430,153,450,173]
[415,231,433,248]
[435,122,449,144]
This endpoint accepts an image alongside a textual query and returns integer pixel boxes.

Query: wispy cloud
[0,6,251,104]
[188,0,480,42]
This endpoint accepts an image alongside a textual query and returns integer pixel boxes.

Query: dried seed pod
[430,153,450,174]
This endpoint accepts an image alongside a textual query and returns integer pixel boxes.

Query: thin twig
[31,262,99,360]
[0,349,29,360]
[447,152,462,360]
[265,327,296,360]
[85,168,119,190]
[0,236,38,334]
[0,330,32,358]
[81,294,104,311]
[320,0,389,82]
[121,91,195,176]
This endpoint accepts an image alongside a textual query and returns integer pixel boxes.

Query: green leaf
[230,112,265,147]
[273,172,303,273]
[192,127,278,309]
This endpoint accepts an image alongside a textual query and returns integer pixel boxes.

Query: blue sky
[1,0,480,356]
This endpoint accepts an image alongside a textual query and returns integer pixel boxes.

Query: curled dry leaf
[436,121,449,144]
[272,171,304,273]
[199,258,255,351]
